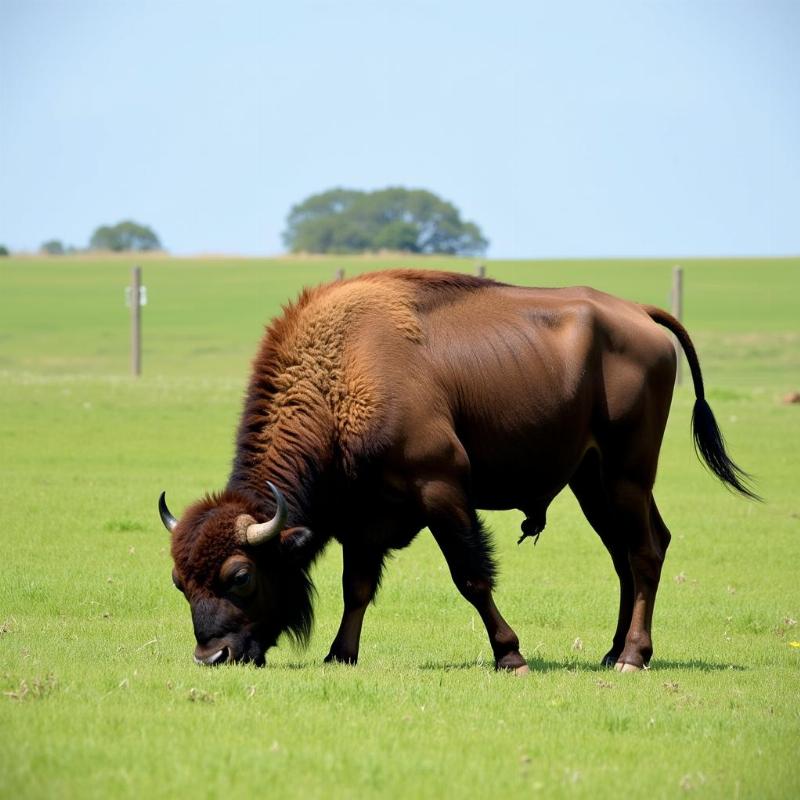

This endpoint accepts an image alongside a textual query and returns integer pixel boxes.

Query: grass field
[1,254,798,799]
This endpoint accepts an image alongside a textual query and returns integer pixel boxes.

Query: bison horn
[245,481,288,546]
[158,491,178,533]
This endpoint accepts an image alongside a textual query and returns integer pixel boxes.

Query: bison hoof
[614,661,642,673]
[324,652,358,665]
[496,652,528,673]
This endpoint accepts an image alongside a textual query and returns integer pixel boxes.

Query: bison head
[158,482,314,666]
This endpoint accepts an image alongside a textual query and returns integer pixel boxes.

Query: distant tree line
[88,220,161,252]
[2,192,486,258]
[41,239,77,255]
[0,221,163,257]
[283,187,488,256]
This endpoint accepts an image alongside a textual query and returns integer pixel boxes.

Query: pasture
[1,254,798,799]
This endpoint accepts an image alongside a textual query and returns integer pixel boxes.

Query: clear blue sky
[1,0,798,258]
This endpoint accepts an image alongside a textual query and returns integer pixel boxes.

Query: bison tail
[644,305,761,501]
[691,397,760,500]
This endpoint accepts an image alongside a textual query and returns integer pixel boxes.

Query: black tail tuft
[691,398,761,501]
[645,305,760,501]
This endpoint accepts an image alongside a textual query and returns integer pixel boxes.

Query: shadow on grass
[265,656,749,673]
[270,661,317,670]
[649,659,748,672]
[418,658,748,673]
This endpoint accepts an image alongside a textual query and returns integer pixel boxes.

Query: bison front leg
[324,547,384,665]
[422,478,528,674]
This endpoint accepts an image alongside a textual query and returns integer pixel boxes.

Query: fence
[126,263,685,385]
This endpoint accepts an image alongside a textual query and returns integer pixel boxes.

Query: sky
[1,0,798,258]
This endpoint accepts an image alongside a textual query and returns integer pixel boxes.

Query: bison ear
[279,526,313,554]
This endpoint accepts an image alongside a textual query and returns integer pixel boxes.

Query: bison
[158,270,754,672]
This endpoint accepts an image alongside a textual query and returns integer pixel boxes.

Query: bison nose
[194,645,231,666]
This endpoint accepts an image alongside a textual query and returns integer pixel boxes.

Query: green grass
[1,254,798,799]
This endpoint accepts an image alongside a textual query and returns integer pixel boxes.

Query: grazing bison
[159,270,754,672]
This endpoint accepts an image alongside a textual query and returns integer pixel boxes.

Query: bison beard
[159,270,755,671]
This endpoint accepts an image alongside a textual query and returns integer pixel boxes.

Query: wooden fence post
[671,266,683,386]
[334,268,345,281]
[131,266,141,377]
[475,263,486,278]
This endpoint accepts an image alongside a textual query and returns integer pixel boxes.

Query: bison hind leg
[570,445,672,671]
[569,450,634,667]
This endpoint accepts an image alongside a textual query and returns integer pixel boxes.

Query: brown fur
[229,270,496,504]
[170,492,250,586]
[164,269,752,670]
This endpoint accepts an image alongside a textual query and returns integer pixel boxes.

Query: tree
[0,245,9,256]
[282,187,488,256]
[89,220,162,252]
[41,239,65,255]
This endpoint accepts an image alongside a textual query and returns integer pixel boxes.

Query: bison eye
[229,568,255,597]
